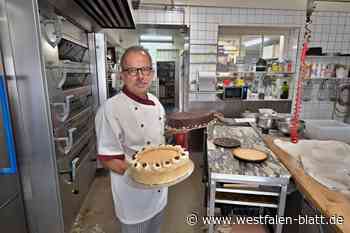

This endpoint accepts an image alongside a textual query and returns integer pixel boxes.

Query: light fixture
[224,46,237,51]
[244,37,269,47]
[140,35,173,42]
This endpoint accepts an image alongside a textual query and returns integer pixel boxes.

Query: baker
[95,46,167,233]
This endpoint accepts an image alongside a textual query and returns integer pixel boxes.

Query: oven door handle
[71,157,80,194]
[58,70,67,89]
[53,95,74,122]
[54,127,77,154]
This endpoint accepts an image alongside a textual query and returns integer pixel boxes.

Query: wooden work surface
[263,135,350,233]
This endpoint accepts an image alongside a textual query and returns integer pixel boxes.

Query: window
[217,26,288,72]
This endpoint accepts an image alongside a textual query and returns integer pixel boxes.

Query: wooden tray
[232,148,268,162]
[213,137,241,148]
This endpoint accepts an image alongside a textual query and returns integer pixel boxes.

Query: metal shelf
[215,199,278,208]
[265,72,295,76]
[189,90,223,94]
[190,62,217,64]
[265,75,294,79]
[190,53,217,55]
[242,99,292,101]
[306,55,350,58]
[216,188,280,197]
[190,43,217,46]
[304,77,349,80]
[217,71,295,75]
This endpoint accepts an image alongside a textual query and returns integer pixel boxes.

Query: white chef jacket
[95,90,167,224]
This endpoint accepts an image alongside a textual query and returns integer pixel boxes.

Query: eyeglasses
[122,66,153,76]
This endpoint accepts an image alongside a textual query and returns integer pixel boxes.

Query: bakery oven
[41,14,97,230]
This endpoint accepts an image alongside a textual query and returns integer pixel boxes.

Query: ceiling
[73,0,135,28]
[141,0,350,12]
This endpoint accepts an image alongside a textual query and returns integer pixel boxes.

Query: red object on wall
[223,79,231,87]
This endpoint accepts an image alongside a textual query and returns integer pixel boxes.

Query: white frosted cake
[128,145,193,185]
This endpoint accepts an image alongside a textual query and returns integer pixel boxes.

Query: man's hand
[213,112,225,122]
[101,158,128,175]
[165,127,189,136]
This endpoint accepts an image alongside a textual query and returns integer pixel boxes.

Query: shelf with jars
[217,71,294,78]
[215,73,293,101]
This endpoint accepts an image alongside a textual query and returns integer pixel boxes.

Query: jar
[287,62,292,73]
[272,62,279,72]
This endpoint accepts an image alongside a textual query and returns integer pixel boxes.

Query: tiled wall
[188,7,304,100]
[157,50,178,61]
[299,11,350,120]
[300,79,336,119]
[309,11,350,54]
[134,5,350,121]
[134,7,186,25]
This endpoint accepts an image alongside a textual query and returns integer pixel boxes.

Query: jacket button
[147,141,151,145]
[159,117,162,120]
[158,190,160,193]
[141,124,144,128]
[134,107,138,110]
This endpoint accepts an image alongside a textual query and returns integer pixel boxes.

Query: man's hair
[120,46,153,70]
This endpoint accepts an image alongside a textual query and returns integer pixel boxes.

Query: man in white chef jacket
[95,46,167,233]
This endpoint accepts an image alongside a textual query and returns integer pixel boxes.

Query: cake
[166,111,215,130]
[128,145,194,185]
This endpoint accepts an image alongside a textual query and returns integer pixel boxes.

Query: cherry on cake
[128,145,194,186]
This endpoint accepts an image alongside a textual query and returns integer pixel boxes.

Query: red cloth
[98,154,125,161]
[122,86,155,105]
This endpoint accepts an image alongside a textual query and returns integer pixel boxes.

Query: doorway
[157,61,176,112]
[137,25,188,113]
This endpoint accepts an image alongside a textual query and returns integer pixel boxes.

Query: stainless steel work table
[206,123,291,233]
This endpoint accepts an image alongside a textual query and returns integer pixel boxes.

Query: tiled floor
[71,152,206,233]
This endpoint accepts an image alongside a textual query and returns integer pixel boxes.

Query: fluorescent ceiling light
[140,42,173,48]
[224,46,237,51]
[140,35,173,41]
[244,38,269,47]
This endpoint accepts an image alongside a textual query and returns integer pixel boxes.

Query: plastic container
[304,120,350,143]
[223,79,232,87]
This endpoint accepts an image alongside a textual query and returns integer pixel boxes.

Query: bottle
[235,78,245,87]
[242,84,248,99]
[287,61,292,73]
[280,81,289,99]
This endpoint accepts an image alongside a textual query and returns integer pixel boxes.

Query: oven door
[0,66,17,174]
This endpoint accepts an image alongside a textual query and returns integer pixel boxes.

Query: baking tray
[213,137,241,148]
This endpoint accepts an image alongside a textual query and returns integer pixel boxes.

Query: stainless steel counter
[207,123,291,180]
[205,122,291,233]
